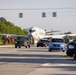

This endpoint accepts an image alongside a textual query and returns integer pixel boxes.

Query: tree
[0,17,6,22]
[64,31,72,34]
[0,17,28,35]
[23,29,28,35]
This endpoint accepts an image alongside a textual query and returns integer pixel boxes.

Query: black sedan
[37,39,50,47]
[66,40,76,59]
[66,41,75,57]
[15,37,31,48]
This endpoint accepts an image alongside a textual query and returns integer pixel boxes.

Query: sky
[0,0,76,34]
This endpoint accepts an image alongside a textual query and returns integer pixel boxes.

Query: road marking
[41,63,51,66]
[56,64,71,66]
[41,63,75,66]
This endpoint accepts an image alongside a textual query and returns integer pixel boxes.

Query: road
[0,46,76,75]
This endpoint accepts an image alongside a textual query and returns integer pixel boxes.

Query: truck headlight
[68,45,74,49]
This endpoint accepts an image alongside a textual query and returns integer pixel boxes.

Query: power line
[0,7,76,10]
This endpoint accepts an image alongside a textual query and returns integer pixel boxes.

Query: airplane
[0,26,76,45]
[0,27,61,44]
[28,26,76,44]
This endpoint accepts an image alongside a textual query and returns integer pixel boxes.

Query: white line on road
[41,63,75,66]
[41,63,51,66]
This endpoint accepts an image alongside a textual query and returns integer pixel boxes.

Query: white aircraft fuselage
[28,27,46,43]
[28,27,76,44]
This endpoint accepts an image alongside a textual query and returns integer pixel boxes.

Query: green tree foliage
[23,29,28,35]
[64,31,72,34]
[0,17,28,35]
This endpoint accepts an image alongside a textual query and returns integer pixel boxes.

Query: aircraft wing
[46,30,60,33]
[45,34,65,38]
[45,34,76,38]
[0,34,27,38]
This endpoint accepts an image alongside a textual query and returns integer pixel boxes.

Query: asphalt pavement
[0,46,76,75]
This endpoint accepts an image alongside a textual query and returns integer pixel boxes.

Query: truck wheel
[15,46,17,48]
[19,46,21,48]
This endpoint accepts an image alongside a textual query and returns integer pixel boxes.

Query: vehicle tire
[63,50,65,52]
[49,50,52,52]
[37,45,39,47]
[15,46,17,48]
[25,46,27,48]
[19,46,21,48]
[28,45,30,48]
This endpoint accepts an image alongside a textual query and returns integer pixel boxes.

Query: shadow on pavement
[0,53,76,74]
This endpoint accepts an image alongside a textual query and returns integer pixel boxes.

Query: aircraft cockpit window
[29,30,35,33]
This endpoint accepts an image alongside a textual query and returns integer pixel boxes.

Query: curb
[0,45,14,47]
